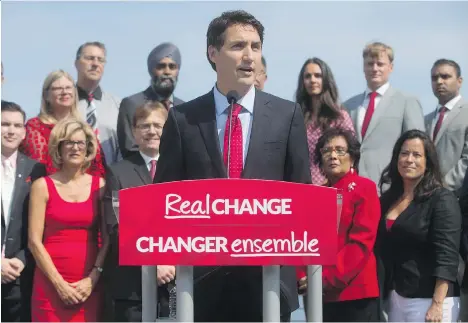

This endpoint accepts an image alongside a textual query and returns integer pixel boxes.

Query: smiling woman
[28,118,109,322]
[19,70,106,177]
[377,129,461,322]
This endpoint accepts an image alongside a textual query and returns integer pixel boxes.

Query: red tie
[433,106,448,141]
[223,104,243,178]
[361,91,378,139]
[150,160,157,180]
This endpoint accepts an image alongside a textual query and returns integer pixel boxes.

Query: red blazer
[297,170,381,302]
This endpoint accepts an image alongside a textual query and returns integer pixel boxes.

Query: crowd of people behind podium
[1,9,467,323]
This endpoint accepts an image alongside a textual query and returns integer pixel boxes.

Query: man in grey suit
[424,59,468,194]
[343,42,425,186]
[75,41,122,165]
[117,43,184,158]
[1,101,46,322]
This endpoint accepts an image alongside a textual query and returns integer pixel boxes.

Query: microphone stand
[227,99,234,179]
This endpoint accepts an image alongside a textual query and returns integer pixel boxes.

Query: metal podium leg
[263,265,281,322]
[142,265,157,322]
[306,265,322,322]
[176,266,194,322]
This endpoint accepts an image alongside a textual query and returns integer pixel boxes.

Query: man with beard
[117,42,184,158]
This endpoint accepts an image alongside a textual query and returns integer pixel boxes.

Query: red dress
[20,117,106,177]
[31,175,102,322]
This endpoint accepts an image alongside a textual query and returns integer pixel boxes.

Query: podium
[116,179,340,322]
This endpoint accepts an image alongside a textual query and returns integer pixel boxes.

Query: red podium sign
[119,179,337,266]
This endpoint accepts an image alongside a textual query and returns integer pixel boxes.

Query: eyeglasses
[49,86,74,93]
[320,146,348,157]
[156,63,178,71]
[63,140,87,149]
[136,123,163,132]
[82,55,106,64]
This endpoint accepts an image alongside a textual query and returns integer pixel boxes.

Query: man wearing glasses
[75,41,122,165]
[104,101,173,322]
[117,42,184,158]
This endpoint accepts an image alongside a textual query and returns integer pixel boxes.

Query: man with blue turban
[117,42,184,158]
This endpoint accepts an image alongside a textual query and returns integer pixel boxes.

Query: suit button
[7,238,13,241]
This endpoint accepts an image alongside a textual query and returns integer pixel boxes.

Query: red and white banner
[119,179,337,266]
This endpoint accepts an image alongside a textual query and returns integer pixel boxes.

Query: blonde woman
[20,70,106,176]
[28,118,109,321]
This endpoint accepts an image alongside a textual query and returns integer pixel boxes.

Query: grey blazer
[425,98,468,193]
[117,86,184,158]
[78,90,122,165]
[344,86,425,186]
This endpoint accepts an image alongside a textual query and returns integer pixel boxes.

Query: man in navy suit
[1,101,46,321]
[460,171,468,321]
[154,10,311,322]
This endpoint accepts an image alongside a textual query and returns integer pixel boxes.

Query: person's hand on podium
[157,265,176,286]
[298,276,307,295]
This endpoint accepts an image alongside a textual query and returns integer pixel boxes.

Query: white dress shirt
[1,151,17,235]
[139,151,159,172]
[357,82,391,135]
[430,94,462,135]
[214,84,256,165]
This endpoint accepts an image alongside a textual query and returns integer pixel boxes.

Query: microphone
[226,91,239,179]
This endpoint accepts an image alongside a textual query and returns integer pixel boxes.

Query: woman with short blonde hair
[29,117,109,322]
[20,70,106,176]
[48,118,98,171]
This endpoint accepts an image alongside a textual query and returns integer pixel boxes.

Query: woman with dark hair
[377,129,461,322]
[297,128,381,321]
[295,57,355,185]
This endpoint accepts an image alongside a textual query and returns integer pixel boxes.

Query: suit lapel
[196,91,226,177]
[131,154,152,185]
[242,90,271,178]
[364,87,396,140]
[425,111,436,136]
[6,154,27,236]
[434,99,465,146]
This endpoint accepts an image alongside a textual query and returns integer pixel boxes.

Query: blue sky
[2,1,468,121]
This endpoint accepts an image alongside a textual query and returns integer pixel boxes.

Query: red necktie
[150,160,157,180]
[223,104,243,178]
[361,91,378,139]
[433,106,448,141]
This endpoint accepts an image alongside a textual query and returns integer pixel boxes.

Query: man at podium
[154,10,311,322]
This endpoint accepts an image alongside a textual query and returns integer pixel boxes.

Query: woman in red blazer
[297,128,381,322]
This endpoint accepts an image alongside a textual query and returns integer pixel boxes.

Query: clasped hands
[56,270,99,305]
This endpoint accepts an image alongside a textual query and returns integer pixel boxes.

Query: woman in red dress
[20,70,105,177]
[28,118,109,322]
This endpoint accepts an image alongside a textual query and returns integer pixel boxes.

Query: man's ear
[207,45,218,66]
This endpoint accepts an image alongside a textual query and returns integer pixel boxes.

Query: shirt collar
[213,84,255,116]
[436,94,462,112]
[1,150,18,168]
[77,85,103,101]
[365,82,390,97]
[139,151,159,165]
